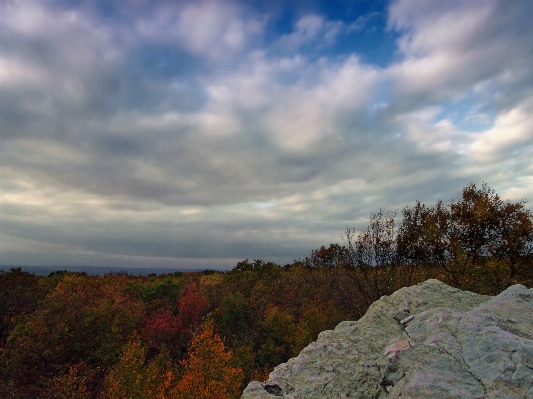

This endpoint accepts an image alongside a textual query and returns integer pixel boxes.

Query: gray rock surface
[241,279,533,399]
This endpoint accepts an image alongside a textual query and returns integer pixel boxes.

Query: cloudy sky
[1,0,532,270]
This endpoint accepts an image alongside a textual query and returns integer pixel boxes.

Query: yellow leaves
[41,363,91,399]
[173,322,244,399]
[101,337,176,399]
[199,272,224,291]
[101,324,243,399]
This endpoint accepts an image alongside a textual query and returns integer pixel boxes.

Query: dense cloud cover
[1,0,532,269]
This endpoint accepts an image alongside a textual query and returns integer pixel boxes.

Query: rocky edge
[241,279,533,399]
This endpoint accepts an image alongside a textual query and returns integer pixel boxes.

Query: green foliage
[213,292,251,346]
[0,268,52,346]
[257,307,295,369]
[291,301,343,354]
[137,278,185,309]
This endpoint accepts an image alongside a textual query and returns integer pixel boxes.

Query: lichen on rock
[241,279,533,399]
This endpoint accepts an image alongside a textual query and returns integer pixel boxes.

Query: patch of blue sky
[131,43,207,79]
[293,20,399,68]
[366,81,393,117]
[432,96,496,133]
[339,26,399,68]
[315,0,398,67]
[258,0,398,68]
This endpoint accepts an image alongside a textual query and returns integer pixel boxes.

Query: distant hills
[0,265,207,276]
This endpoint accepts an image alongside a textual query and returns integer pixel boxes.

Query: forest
[1,183,532,398]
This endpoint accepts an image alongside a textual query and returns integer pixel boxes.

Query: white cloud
[396,107,466,153]
[135,0,263,60]
[222,21,245,50]
[378,0,533,208]
[0,56,48,87]
[389,0,494,57]
[347,12,380,32]
[190,53,379,152]
[284,14,324,47]
[470,99,533,163]
[278,14,357,52]
[178,2,240,55]
[386,0,533,111]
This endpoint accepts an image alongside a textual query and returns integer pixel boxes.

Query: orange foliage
[41,362,91,399]
[173,322,244,399]
[101,337,176,399]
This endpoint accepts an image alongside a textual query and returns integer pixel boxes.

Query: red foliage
[176,282,208,334]
[141,308,180,351]
[140,282,209,360]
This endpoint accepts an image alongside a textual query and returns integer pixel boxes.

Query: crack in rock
[444,322,488,396]
[264,384,283,396]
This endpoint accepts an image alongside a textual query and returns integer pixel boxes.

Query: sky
[1,0,532,271]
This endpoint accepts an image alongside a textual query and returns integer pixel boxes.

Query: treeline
[1,183,532,398]
[300,183,532,297]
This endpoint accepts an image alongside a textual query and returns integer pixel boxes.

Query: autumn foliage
[173,322,243,399]
[0,183,531,398]
[101,337,175,399]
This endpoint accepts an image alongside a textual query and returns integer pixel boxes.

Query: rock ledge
[241,279,533,399]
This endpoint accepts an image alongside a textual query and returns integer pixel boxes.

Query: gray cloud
[1,0,532,269]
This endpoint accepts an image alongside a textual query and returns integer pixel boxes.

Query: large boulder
[241,279,533,399]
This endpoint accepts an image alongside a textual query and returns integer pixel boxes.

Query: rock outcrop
[241,279,533,399]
